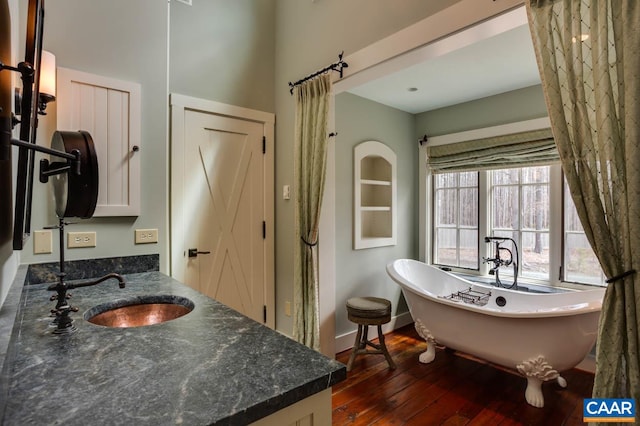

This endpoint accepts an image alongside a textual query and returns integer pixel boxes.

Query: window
[431,166,605,286]
[563,182,605,285]
[490,166,550,280]
[433,172,478,269]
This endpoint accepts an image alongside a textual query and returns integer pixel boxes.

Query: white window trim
[425,117,551,147]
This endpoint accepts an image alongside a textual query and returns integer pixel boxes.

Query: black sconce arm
[0,61,34,77]
[10,138,81,182]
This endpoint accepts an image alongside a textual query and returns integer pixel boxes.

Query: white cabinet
[354,141,396,249]
[57,67,141,216]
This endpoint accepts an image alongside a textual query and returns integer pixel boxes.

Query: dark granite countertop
[0,266,345,425]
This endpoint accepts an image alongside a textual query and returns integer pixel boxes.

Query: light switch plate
[135,228,158,244]
[33,230,53,254]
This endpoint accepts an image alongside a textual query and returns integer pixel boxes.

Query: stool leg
[377,325,396,370]
[347,325,363,372]
[362,325,369,349]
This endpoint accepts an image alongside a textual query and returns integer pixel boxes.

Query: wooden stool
[346,297,396,371]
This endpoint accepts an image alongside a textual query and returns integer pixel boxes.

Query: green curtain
[527,0,639,421]
[427,127,559,172]
[293,73,332,350]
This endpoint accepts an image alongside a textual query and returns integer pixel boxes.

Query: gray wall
[415,84,548,137]
[274,0,463,334]
[330,85,548,337]
[7,0,541,343]
[16,0,277,273]
[170,0,276,113]
[18,0,170,269]
[334,93,416,337]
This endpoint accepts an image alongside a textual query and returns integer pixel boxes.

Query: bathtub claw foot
[419,344,436,364]
[516,355,560,408]
[415,319,436,364]
[557,376,567,388]
[525,377,544,408]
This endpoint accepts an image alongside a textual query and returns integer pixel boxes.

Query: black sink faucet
[63,273,126,290]
[47,272,126,334]
[46,218,126,334]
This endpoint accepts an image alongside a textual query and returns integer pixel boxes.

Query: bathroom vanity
[0,257,345,425]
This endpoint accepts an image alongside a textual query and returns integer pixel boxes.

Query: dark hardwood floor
[333,324,594,425]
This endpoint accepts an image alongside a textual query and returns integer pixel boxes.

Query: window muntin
[433,172,478,269]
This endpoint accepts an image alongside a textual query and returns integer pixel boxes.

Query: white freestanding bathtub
[386,259,605,408]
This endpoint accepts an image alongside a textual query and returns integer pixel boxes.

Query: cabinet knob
[131,145,140,153]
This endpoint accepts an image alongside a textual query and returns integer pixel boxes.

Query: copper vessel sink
[85,295,194,328]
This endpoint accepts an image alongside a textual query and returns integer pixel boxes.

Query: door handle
[188,248,211,258]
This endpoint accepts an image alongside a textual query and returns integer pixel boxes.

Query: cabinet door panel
[58,67,141,216]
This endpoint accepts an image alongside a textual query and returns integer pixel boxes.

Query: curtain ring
[605,269,636,284]
[301,236,318,247]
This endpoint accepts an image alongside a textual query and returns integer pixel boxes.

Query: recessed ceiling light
[408,87,418,92]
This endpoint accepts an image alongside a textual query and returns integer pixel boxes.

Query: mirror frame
[12,0,45,250]
[0,0,12,246]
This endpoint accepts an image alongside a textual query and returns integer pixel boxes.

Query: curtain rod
[288,51,348,95]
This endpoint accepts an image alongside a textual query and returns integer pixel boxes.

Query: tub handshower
[484,236,519,290]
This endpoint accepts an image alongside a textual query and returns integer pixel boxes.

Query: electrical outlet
[67,232,96,248]
[285,301,291,317]
[33,230,53,254]
[135,228,158,244]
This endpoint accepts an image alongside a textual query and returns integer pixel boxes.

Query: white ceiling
[345,11,541,114]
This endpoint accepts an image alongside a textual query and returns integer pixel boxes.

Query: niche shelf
[354,141,397,250]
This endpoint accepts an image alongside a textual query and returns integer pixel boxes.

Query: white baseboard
[334,311,414,354]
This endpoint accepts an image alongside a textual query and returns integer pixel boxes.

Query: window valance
[426,127,559,172]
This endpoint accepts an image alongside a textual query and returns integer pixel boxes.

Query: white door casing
[170,94,275,327]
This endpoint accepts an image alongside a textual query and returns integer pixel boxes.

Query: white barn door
[170,94,275,327]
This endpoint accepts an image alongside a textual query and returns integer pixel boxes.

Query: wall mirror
[1,0,49,250]
[0,0,12,245]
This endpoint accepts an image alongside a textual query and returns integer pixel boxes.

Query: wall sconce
[37,50,55,114]
[4,50,56,118]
